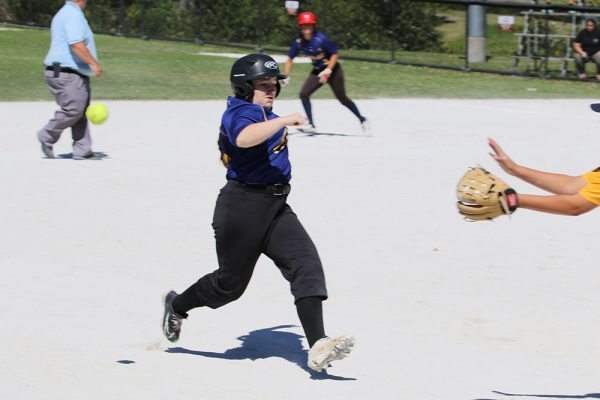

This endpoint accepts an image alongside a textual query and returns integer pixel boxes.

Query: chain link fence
[427,0,600,79]
[4,0,600,80]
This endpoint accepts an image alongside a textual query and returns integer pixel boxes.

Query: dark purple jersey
[219,96,290,184]
[288,31,338,71]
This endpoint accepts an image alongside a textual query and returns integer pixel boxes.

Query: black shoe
[162,291,184,342]
[40,143,55,159]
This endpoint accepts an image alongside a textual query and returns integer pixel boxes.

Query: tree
[0,1,13,20]
[4,0,445,52]
[6,0,63,24]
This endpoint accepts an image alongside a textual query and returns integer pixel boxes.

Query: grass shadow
[165,324,356,381]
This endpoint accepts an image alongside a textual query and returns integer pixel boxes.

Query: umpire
[37,0,102,160]
[162,54,354,372]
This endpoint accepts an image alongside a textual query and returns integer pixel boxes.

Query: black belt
[45,66,87,78]
[229,180,291,197]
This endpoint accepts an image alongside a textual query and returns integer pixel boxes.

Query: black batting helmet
[230,54,287,101]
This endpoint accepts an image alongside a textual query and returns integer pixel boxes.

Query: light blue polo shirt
[43,1,97,76]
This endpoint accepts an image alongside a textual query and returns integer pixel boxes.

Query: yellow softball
[86,103,109,125]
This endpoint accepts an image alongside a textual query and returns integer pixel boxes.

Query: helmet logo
[264,61,278,69]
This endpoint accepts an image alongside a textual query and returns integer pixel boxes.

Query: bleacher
[512,4,600,76]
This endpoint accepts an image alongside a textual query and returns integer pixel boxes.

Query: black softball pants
[299,64,365,126]
[300,64,351,103]
[173,180,328,313]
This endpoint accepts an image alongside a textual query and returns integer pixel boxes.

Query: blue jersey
[288,31,338,71]
[219,97,291,184]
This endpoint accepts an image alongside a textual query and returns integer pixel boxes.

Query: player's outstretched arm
[284,58,294,76]
[519,193,597,216]
[281,58,293,86]
[488,138,586,195]
[236,113,306,148]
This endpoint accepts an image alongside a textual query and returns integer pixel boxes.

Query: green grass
[2,24,600,100]
[440,11,526,57]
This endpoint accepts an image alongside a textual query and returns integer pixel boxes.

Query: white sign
[498,15,515,32]
[498,16,515,25]
[285,1,300,15]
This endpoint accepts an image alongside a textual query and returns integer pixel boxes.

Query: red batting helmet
[298,12,317,26]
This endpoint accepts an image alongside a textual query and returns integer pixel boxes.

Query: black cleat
[162,291,184,342]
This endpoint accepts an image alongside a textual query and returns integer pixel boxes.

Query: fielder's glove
[318,68,332,84]
[456,166,519,221]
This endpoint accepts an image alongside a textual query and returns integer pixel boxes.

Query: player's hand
[318,68,332,84]
[581,51,588,58]
[281,77,291,87]
[91,62,103,77]
[282,113,307,127]
[488,137,519,176]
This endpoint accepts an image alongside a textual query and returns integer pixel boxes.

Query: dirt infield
[1,99,599,400]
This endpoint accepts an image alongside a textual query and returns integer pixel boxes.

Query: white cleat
[360,118,371,136]
[307,335,355,372]
[297,124,317,133]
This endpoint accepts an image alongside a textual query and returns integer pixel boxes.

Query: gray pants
[38,70,92,157]
[573,52,600,75]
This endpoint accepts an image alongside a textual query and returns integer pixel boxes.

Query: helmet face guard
[298,11,317,26]
[230,54,287,101]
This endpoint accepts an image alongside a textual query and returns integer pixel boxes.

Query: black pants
[299,64,365,127]
[177,180,328,311]
[300,64,351,104]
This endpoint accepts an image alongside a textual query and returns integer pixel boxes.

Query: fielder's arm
[519,193,597,216]
[508,167,585,195]
[326,53,339,71]
[70,42,103,77]
[317,53,339,83]
[284,58,294,76]
[489,138,586,195]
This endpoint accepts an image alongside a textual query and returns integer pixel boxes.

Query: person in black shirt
[573,18,600,80]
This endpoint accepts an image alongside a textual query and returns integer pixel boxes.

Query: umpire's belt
[45,66,87,78]
[230,180,291,197]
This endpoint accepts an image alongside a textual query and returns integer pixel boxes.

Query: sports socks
[342,100,365,122]
[295,296,326,348]
[172,292,326,348]
[170,286,200,318]
[301,97,314,126]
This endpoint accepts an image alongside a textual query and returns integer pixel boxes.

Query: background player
[162,54,354,372]
[487,137,599,215]
[37,0,103,160]
[283,11,367,133]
